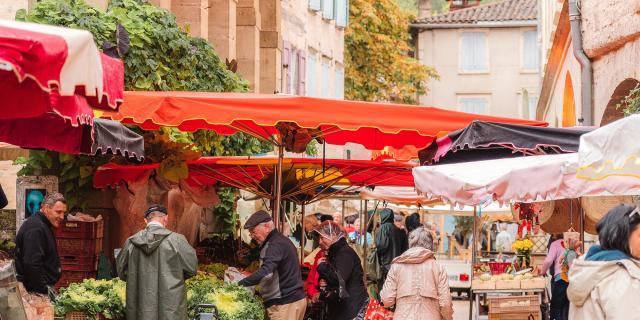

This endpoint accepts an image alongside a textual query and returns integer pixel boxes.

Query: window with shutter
[528,95,539,120]
[522,30,539,71]
[298,51,307,96]
[458,96,489,114]
[309,0,321,11]
[282,41,291,94]
[322,0,335,20]
[335,67,344,99]
[321,60,330,97]
[289,50,299,95]
[306,54,317,97]
[460,32,487,72]
[336,0,348,27]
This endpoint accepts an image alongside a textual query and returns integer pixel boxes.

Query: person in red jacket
[305,249,325,302]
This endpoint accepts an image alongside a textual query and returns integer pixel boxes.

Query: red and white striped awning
[0,19,124,116]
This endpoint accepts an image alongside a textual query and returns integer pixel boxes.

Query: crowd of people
[11,192,640,320]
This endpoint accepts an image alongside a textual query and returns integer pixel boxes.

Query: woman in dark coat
[315,221,368,320]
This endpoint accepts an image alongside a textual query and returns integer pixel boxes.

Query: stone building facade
[537,0,640,126]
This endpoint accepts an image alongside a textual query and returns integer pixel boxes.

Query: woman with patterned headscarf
[315,221,368,320]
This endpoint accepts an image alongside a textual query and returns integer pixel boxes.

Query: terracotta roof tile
[414,0,538,25]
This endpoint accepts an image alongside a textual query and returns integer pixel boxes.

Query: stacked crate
[54,220,104,289]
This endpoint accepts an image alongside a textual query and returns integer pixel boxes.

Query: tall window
[460,32,487,72]
[336,0,348,27]
[307,54,317,97]
[528,95,539,120]
[522,30,539,71]
[458,96,489,114]
[289,50,299,95]
[322,0,335,20]
[335,67,344,99]
[321,60,330,98]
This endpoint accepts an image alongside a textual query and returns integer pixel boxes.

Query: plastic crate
[489,262,511,275]
[55,271,95,290]
[57,238,103,256]
[489,313,540,320]
[489,295,539,314]
[55,220,104,239]
[60,255,97,272]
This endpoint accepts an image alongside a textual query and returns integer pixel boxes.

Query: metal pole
[341,200,346,227]
[363,200,368,281]
[469,205,478,320]
[300,204,305,266]
[580,203,585,253]
[274,144,285,231]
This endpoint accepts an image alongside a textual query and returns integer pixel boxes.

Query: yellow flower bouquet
[512,238,534,270]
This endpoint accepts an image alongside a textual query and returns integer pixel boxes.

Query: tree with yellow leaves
[345,0,439,104]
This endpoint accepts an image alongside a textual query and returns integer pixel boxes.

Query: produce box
[55,271,96,290]
[495,279,521,290]
[55,220,104,239]
[64,311,108,320]
[489,313,540,320]
[59,255,97,272]
[520,277,546,289]
[57,238,102,256]
[472,279,495,290]
[489,295,539,315]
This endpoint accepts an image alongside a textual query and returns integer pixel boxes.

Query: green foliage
[395,0,418,16]
[618,84,640,116]
[15,151,110,209]
[454,216,474,238]
[345,0,439,104]
[54,279,126,319]
[213,188,239,239]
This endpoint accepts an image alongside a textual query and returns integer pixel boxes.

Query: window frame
[458,30,490,74]
[521,29,539,73]
[322,0,335,20]
[457,94,491,115]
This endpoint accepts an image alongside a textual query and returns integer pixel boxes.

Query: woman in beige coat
[380,227,453,320]
[567,204,640,320]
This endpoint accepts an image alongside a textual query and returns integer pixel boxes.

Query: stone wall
[581,0,640,59]
[0,0,30,20]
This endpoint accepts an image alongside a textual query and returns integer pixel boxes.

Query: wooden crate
[489,312,540,320]
[472,279,495,290]
[495,280,521,289]
[520,277,546,289]
[489,295,539,315]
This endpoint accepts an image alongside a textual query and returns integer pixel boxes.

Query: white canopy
[412,153,640,206]
[578,114,640,180]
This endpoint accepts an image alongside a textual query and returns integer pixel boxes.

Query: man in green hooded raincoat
[116,204,198,320]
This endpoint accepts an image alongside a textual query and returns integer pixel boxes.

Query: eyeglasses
[630,207,640,218]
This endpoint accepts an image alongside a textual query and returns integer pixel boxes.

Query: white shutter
[336,0,348,27]
[322,0,335,20]
[460,32,486,71]
[307,55,317,97]
[298,51,307,96]
[459,97,488,114]
[321,61,330,97]
[522,31,538,70]
[290,50,298,95]
[335,68,344,99]
[309,0,321,11]
[528,95,539,120]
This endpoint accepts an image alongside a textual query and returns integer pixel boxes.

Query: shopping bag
[367,251,381,281]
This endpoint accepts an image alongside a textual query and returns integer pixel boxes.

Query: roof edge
[411,20,537,30]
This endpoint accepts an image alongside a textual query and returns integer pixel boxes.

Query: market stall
[102,90,547,228]
[412,153,640,319]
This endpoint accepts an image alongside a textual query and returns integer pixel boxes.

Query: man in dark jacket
[15,192,66,295]
[316,221,368,320]
[375,208,408,286]
[239,210,306,320]
[116,204,198,320]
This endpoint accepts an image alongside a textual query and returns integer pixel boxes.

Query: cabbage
[54,278,126,319]
[186,274,265,320]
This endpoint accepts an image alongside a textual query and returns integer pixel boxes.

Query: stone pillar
[172,0,208,38]
[259,0,282,94]
[236,0,261,92]
[208,0,237,62]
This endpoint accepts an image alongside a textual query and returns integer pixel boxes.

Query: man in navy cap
[238,210,306,320]
[116,204,198,320]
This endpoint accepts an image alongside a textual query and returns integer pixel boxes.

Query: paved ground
[453,297,471,320]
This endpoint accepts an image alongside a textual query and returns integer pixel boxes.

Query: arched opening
[601,78,640,126]
[562,73,576,127]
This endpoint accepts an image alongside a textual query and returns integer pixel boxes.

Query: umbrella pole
[470,205,478,320]
[274,144,285,231]
[342,200,346,227]
[363,199,368,282]
[300,203,305,266]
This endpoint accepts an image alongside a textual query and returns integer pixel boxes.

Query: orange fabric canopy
[104,92,547,150]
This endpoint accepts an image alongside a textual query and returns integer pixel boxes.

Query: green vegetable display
[199,263,229,279]
[186,274,265,320]
[54,279,126,319]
